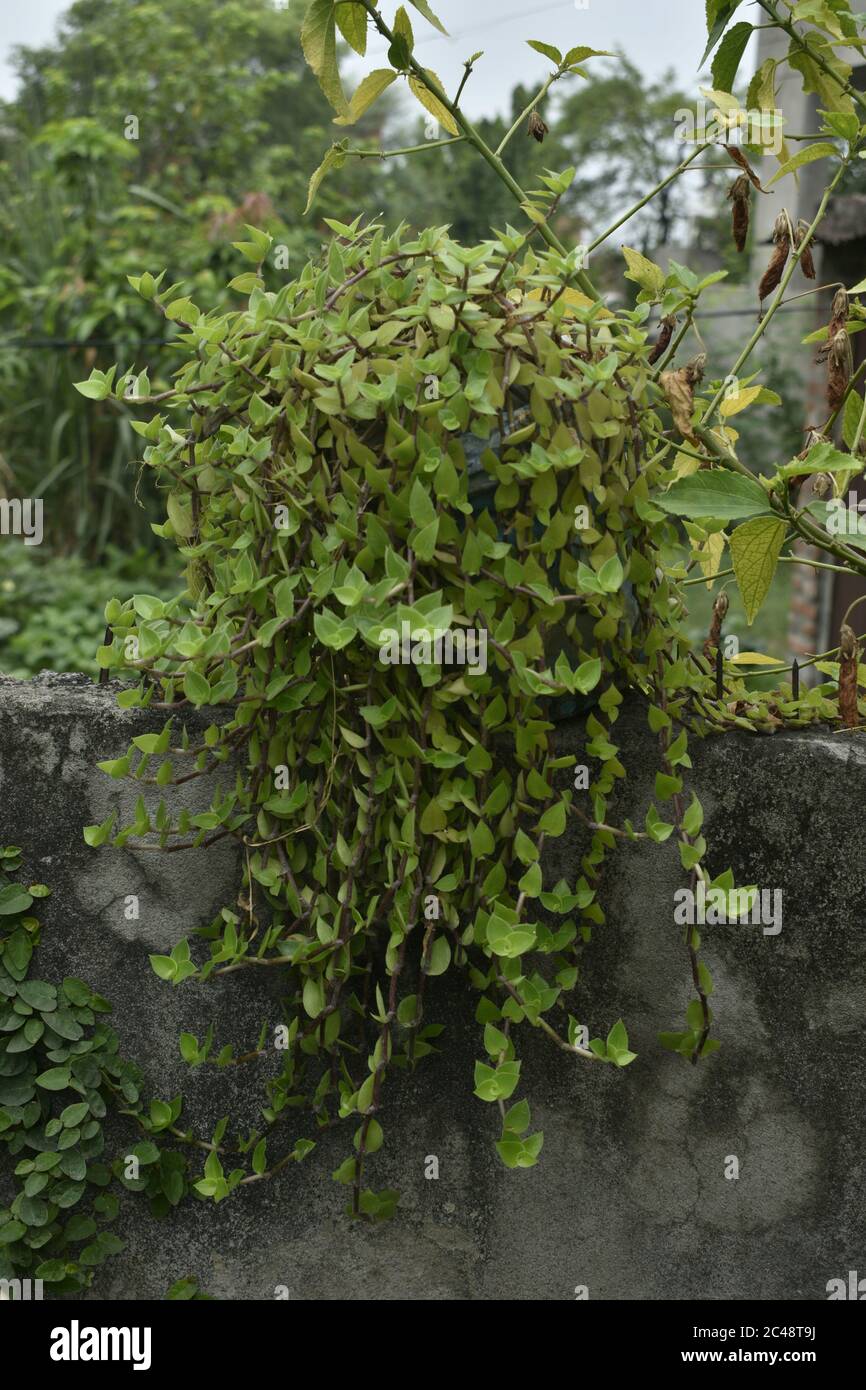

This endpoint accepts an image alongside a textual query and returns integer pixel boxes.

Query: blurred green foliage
[0,0,390,557]
[0,543,181,679]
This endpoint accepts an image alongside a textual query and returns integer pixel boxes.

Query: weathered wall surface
[1,673,864,1301]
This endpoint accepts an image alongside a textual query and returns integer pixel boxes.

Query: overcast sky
[0,0,729,111]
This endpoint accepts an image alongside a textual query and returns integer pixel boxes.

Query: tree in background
[0,0,390,555]
[551,55,737,286]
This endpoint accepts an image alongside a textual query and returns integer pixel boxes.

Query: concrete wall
[1,674,864,1301]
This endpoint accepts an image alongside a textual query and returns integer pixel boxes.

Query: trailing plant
[75,0,866,1221]
[0,847,145,1292]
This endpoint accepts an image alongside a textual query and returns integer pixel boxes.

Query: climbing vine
[0,849,167,1290]
[68,0,866,1224]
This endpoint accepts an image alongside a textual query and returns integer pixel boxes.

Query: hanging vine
[65,0,866,1222]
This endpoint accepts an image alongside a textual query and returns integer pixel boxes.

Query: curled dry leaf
[839,623,860,728]
[648,314,677,365]
[727,174,751,254]
[703,590,729,662]
[527,110,549,143]
[827,328,853,410]
[724,145,765,192]
[758,211,790,303]
[660,354,705,444]
[793,220,816,280]
[811,472,833,497]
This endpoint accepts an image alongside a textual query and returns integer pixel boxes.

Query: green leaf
[302,976,325,1020]
[426,936,451,977]
[655,772,682,801]
[334,69,397,126]
[730,516,787,625]
[564,46,614,66]
[574,658,602,694]
[767,141,839,186]
[408,0,448,34]
[597,555,624,593]
[655,471,771,522]
[149,955,177,982]
[527,40,562,64]
[335,1,368,55]
[538,801,567,837]
[701,2,745,67]
[621,246,665,299]
[304,143,348,215]
[73,374,110,401]
[843,392,865,451]
[36,1067,71,1091]
[301,0,348,114]
[0,884,33,915]
[407,72,459,136]
[711,21,753,92]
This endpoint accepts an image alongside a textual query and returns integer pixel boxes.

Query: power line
[367,1,576,57]
[1,302,819,352]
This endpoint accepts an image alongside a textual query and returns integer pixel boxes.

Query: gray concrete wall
[1,674,864,1300]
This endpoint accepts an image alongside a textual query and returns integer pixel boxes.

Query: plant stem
[346,136,465,159]
[702,156,850,421]
[496,72,558,155]
[359,1,600,299]
[587,143,709,254]
[756,0,866,117]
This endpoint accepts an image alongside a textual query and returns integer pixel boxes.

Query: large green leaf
[335,2,367,55]
[730,516,787,624]
[701,2,745,67]
[301,0,348,114]
[655,471,772,521]
[334,69,398,126]
[408,0,448,34]
[711,21,753,93]
[767,141,838,186]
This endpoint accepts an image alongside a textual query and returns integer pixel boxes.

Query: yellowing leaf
[334,69,398,125]
[621,246,665,298]
[767,141,839,187]
[719,384,763,418]
[672,451,702,482]
[407,71,459,135]
[697,531,726,588]
[526,287,611,319]
[304,143,347,215]
[301,0,348,115]
[335,2,367,55]
[408,1,448,35]
[699,86,743,115]
[730,516,787,625]
[729,651,785,666]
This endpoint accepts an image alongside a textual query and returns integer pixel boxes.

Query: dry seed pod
[796,428,830,460]
[794,220,816,280]
[527,110,549,143]
[727,174,751,254]
[703,590,729,662]
[811,472,833,498]
[827,328,853,410]
[758,212,790,303]
[787,428,830,494]
[660,354,706,443]
[724,145,765,192]
[839,623,860,728]
[648,313,677,365]
[830,288,849,336]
